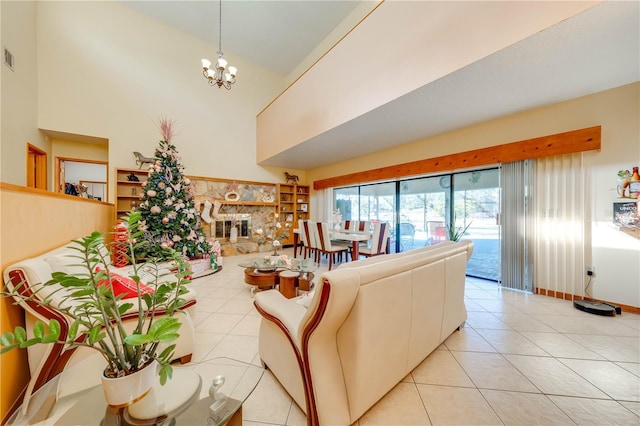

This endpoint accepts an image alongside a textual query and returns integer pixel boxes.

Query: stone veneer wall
[190,177,280,256]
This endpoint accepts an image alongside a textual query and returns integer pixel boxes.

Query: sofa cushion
[95,267,155,299]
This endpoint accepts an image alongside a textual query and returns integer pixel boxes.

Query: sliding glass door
[334,167,501,281]
[452,170,500,281]
[398,176,450,251]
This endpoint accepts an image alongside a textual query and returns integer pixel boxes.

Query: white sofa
[254,240,473,426]
[2,239,197,404]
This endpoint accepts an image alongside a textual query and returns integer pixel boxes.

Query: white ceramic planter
[101,360,158,407]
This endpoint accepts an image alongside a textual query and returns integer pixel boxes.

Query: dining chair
[297,220,307,257]
[358,222,390,258]
[301,220,318,260]
[356,221,371,232]
[342,220,356,232]
[314,222,349,270]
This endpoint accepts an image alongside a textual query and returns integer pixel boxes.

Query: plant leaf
[33,321,46,339]
[13,327,27,344]
[124,334,153,345]
[41,320,62,343]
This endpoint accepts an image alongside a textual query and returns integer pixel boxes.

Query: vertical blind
[534,153,587,298]
[500,160,535,291]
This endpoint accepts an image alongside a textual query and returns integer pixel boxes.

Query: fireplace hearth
[211,214,252,240]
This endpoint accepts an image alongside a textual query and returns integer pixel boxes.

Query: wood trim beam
[314,126,601,190]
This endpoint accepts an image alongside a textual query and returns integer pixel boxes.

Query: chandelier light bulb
[200,0,237,90]
[216,57,228,70]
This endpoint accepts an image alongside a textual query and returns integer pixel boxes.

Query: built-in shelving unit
[278,184,310,246]
[115,168,146,221]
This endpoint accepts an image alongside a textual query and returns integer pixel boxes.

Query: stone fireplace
[211,214,252,239]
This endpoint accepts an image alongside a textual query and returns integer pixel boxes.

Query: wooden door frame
[55,157,109,201]
[26,143,48,190]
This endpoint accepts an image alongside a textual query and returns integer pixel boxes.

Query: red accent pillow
[95,267,154,299]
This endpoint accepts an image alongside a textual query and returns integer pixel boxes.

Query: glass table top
[238,256,318,274]
[7,356,264,426]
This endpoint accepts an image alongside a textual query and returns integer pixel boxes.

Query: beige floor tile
[620,401,640,417]
[616,361,640,377]
[196,312,245,334]
[216,298,256,315]
[466,311,512,330]
[480,389,574,425]
[491,312,556,332]
[195,297,229,314]
[559,358,640,402]
[475,329,549,356]
[443,327,496,353]
[417,384,501,425]
[359,382,430,425]
[229,314,261,337]
[285,401,308,426]
[211,287,246,299]
[465,289,499,300]
[242,371,293,425]
[614,315,640,331]
[520,331,604,360]
[567,333,640,363]
[451,351,538,392]
[533,314,606,334]
[464,298,488,312]
[504,354,609,398]
[411,349,474,387]
[205,334,259,364]
[191,332,226,362]
[548,395,640,425]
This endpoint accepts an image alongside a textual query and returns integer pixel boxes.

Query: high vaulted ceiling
[119,1,639,170]
[118,0,362,75]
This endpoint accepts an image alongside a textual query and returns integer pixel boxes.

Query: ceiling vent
[3,47,15,71]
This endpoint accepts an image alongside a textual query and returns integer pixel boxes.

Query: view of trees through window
[334,168,500,281]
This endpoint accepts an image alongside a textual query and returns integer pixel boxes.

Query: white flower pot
[101,360,159,407]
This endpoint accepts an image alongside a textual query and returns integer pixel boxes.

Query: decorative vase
[229,227,238,243]
[101,359,159,407]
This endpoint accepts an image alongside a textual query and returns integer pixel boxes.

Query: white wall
[35,1,305,200]
[0,1,48,186]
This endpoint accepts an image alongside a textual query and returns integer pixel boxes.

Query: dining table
[293,225,390,261]
[328,230,372,261]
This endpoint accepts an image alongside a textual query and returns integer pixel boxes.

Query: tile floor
[188,249,640,425]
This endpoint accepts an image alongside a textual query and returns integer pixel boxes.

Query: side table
[278,271,299,298]
[298,272,314,292]
[243,268,279,292]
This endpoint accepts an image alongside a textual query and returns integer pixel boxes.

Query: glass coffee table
[7,356,263,426]
[238,257,318,297]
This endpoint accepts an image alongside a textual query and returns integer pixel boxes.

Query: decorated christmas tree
[137,118,211,259]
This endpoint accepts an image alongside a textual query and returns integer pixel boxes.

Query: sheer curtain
[534,153,587,299]
[500,160,535,291]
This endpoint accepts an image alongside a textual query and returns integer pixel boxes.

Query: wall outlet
[586,266,595,276]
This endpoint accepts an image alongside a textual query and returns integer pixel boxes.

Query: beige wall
[34,1,305,201]
[308,82,640,307]
[0,184,115,422]
[51,139,109,163]
[257,0,598,164]
[0,1,48,187]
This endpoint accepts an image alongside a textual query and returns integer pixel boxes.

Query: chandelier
[201,0,237,90]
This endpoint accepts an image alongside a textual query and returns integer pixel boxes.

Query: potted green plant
[0,211,191,405]
[446,213,472,242]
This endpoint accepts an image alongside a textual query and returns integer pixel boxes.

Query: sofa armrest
[254,290,308,344]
